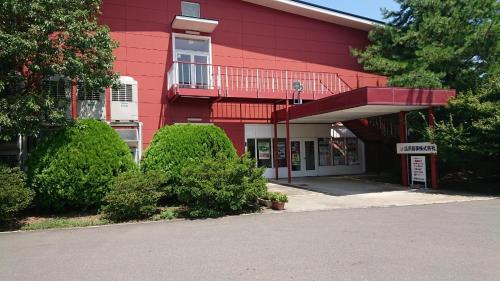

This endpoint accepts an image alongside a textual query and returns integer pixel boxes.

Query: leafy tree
[0,0,117,140]
[352,0,500,182]
[424,76,500,179]
[352,0,499,91]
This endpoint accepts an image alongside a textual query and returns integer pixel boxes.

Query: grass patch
[152,207,183,221]
[1,207,184,232]
[19,215,111,231]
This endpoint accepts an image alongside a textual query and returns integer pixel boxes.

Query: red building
[0,0,455,186]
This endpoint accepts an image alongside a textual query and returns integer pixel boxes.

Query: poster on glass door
[257,141,271,160]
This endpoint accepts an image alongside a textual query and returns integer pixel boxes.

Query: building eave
[242,0,383,31]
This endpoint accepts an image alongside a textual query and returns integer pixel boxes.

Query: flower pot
[271,201,285,210]
[258,198,272,208]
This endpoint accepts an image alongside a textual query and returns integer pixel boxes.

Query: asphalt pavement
[1,199,499,281]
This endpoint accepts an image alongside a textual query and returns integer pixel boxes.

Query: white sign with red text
[411,156,427,187]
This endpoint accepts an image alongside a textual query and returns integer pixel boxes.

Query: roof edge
[242,0,384,31]
[290,0,385,24]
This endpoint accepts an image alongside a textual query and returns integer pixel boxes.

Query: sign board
[397,142,437,154]
[411,156,427,188]
[292,80,303,92]
[257,141,270,160]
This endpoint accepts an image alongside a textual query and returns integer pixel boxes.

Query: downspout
[138,121,143,163]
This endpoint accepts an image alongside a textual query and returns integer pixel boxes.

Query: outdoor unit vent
[42,77,71,119]
[77,82,106,120]
[111,76,138,121]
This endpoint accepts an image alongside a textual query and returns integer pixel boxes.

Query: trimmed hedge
[101,171,166,222]
[142,124,237,177]
[177,154,267,218]
[0,166,34,222]
[26,119,136,212]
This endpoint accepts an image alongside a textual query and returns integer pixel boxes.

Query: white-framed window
[181,1,200,18]
[331,125,360,166]
[246,138,273,168]
[172,33,212,88]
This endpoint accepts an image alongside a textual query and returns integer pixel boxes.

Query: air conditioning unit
[77,82,106,120]
[0,137,20,166]
[42,76,72,119]
[111,76,138,122]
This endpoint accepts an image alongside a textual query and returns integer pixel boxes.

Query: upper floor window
[181,1,200,18]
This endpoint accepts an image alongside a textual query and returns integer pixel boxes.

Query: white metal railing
[167,61,352,98]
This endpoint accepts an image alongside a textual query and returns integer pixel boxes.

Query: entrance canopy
[274,87,455,123]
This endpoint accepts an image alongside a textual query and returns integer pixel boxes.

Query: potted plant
[270,192,288,210]
[257,191,273,208]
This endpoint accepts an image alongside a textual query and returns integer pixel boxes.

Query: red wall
[100,0,387,148]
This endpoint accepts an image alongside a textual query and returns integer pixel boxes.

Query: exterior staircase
[343,115,400,174]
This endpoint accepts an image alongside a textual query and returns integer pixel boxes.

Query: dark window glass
[318,138,332,166]
[275,138,287,167]
[247,139,255,160]
[305,141,315,170]
[346,138,359,165]
[291,141,301,171]
[332,138,346,165]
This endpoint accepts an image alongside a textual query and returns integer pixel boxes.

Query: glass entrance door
[305,141,315,171]
[290,139,318,177]
[290,141,301,171]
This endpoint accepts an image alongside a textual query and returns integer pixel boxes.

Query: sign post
[397,142,437,189]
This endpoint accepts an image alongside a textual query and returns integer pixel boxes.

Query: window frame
[317,138,332,166]
[181,1,201,18]
[172,33,212,64]
[246,138,274,168]
[172,33,212,88]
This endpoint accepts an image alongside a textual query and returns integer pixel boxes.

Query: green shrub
[0,166,34,222]
[26,119,136,212]
[176,154,267,218]
[142,124,237,180]
[269,192,288,203]
[152,207,181,221]
[101,171,166,222]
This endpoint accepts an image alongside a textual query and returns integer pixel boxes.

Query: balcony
[167,62,352,102]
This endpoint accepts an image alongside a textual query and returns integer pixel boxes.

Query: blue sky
[306,0,400,21]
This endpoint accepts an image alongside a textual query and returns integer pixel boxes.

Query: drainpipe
[138,121,143,163]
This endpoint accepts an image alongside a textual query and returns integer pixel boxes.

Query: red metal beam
[428,107,439,189]
[399,111,409,187]
[275,87,456,122]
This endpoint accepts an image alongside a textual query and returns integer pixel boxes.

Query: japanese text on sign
[397,143,437,154]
